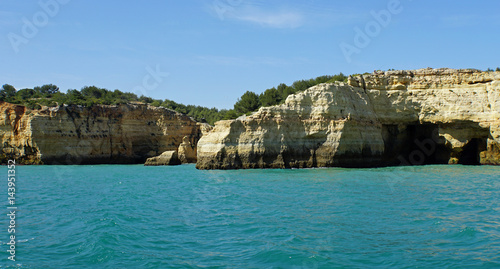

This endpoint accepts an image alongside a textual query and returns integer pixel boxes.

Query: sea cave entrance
[382,123,451,166]
[382,123,488,166]
[457,138,486,165]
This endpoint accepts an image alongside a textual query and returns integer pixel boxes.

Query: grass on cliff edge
[0,73,347,125]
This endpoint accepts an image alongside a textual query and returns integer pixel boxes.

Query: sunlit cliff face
[0,103,203,164]
[197,68,500,169]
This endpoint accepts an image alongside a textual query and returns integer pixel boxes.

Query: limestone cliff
[144,151,181,166]
[178,136,197,164]
[0,102,203,164]
[196,68,500,169]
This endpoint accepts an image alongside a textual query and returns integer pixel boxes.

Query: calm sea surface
[0,164,499,268]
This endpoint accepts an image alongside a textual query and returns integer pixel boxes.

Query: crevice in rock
[65,106,82,139]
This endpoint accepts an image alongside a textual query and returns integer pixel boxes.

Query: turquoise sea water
[0,164,499,268]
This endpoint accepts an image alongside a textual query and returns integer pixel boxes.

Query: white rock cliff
[196,68,500,169]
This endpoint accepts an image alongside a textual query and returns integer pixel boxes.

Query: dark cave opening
[382,123,490,166]
[458,138,486,165]
[382,123,451,166]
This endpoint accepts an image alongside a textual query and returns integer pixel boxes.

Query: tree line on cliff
[0,73,348,125]
[4,67,500,125]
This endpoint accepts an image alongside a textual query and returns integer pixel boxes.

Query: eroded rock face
[178,136,197,164]
[0,102,40,164]
[144,123,212,166]
[144,150,181,166]
[197,68,500,169]
[0,102,202,164]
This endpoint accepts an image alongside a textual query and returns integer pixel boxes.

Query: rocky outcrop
[0,102,203,164]
[144,150,181,166]
[196,68,500,169]
[0,102,40,164]
[144,124,211,166]
[178,136,197,164]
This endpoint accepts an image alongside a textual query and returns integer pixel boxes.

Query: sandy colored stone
[197,122,213,135]
[197,68,500,169]
[0,103,203,164]
[144,150,181,166]
[178,136,197,164]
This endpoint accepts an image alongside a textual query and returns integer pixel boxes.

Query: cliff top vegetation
[2,67,498,125]
[0,73,347,125]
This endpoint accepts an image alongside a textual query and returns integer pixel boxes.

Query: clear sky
[1,0,499,109]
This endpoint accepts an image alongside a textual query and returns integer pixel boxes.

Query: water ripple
[0,164,498,268]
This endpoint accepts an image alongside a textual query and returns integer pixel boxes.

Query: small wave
[16,238,34,243]
[0,238,34,245]
[455,227,477,238]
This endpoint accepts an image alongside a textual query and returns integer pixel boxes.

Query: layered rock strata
[197,68,500,169]
[0,102,203,164]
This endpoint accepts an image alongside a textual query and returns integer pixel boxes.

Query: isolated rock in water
[196,68,500,169]
[144,150,181,166]
[0,103,203,164]
[178,136,197,163]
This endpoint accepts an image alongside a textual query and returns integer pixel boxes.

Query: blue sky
[1,0,499,109]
